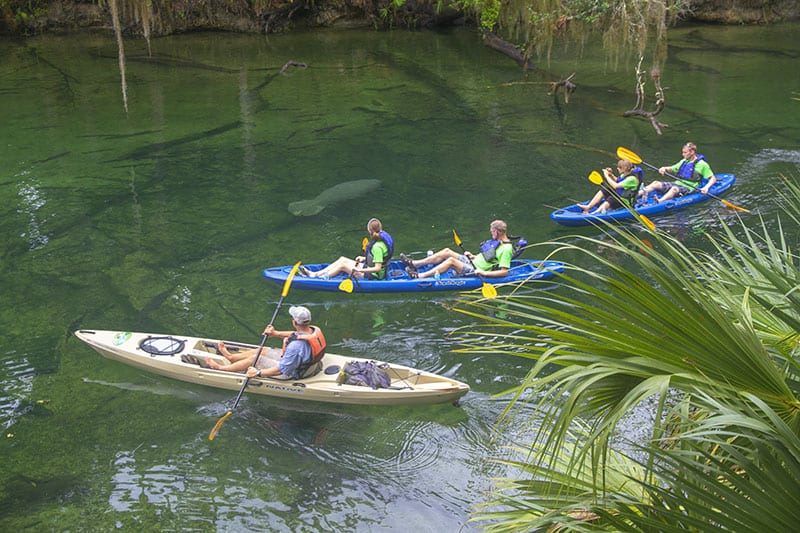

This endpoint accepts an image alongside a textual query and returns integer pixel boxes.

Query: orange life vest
[282,326,327,366]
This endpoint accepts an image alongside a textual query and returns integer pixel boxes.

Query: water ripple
[0,351,36,430]
[16,174,50,250]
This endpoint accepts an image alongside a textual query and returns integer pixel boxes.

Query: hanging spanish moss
[108,0,128,114]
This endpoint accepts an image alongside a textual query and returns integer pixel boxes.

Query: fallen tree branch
[550,73,576,104]
[279,60,307,75]
[623,57,668,134]
[482,31,536,71]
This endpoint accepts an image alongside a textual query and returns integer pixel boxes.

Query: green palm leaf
[458,178,800,531]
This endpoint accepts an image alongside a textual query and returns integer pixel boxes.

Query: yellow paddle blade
[208,410,233,441]
[338,278,355,293]
[452,229,463,248]
[361,237,368,251]
[721,198,751,213]
[481,282,498,299]
[617,146,643,165]
[638,213,656,231]
[589,170,603,185]
[282,262,301,297]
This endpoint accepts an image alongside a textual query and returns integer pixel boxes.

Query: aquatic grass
[457,178,800,531]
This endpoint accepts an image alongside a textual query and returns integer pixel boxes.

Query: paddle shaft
[209,262,300,440]
[228,297,285,410]
[628,153,727,202]
[452,232,481,274]
[588,171,655,230]
[617,145,748,213]
[452,229,498,298]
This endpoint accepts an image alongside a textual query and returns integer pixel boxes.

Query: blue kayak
[262,259,565,294]
[550,173,736,227]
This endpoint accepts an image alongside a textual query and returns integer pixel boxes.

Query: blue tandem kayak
[550,173,736,227]
[262,259,565,293]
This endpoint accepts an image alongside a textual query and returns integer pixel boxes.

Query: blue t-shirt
[278,339,312,378]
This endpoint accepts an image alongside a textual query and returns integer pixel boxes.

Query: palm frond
[461,176,800,531]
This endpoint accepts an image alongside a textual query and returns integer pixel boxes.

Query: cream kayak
[74,329,470,406]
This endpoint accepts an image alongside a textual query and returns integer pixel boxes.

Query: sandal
[299,265,312,277]
[181,354,201,366]
[400,253,418,278]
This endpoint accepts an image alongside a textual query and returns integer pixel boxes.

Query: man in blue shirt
[208,306,326,380]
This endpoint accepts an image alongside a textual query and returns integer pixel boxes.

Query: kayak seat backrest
[511,236,528,259]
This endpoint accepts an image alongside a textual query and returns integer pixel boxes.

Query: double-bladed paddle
[616,146,749,213]
[588,170,656,231]
[338,237,369,293]
[452,229,498,299]
[208,261,301,441]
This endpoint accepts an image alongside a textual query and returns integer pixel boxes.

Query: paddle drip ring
[139,336,185,356]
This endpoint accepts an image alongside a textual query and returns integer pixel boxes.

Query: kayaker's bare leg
[578,190,605,214]
[408,248,460,268]
[207,351,256,372]
[417,257,463,279]
[655,186,679,203]
[216,341,259,363]
[640,181,664,202]
[309,256,358,278]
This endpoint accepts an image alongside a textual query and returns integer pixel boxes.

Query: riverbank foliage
[453,179,800,531]
[5,1,797,76]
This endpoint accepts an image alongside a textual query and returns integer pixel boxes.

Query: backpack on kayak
[337,361,391,389]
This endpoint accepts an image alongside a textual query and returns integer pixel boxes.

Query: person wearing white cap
[207,305,327,380]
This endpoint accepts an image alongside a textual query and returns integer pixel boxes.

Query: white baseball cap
[288,306,311,325]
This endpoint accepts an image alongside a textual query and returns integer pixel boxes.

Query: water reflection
[0,352,36,430]
[16,174,49,251]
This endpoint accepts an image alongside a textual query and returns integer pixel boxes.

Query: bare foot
[206,358,224,370]
[217,341,233,358]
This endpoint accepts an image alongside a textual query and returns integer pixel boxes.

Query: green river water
[1,23,799,531]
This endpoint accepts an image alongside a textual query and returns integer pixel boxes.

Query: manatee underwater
[289,179,381,216]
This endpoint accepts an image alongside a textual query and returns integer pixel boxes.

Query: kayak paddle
[208,261,301,441]
[588,170,656,231]
[452,229,498,298]
[616,146,749,213]
[338,237,369,293]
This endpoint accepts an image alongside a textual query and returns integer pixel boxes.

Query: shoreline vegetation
[2,0,800,38]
